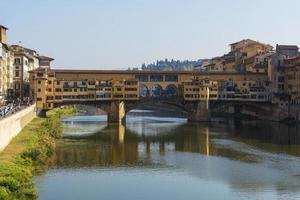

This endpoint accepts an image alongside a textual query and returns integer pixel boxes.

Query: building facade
[31,69,140,110]
[283,56,300,104]
[183,78,271,102]
[270,45,300,102]
[9,45,39,99]
[0,25,9,102]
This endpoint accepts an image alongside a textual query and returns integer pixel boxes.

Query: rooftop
[276,44,299,50]
[38,55,54,61]
[0,25,8,30]
[230,39,256,46]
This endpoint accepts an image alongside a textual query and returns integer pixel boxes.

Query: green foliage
[0,177,19,192]
[0,164,36,200]
[141,58,203,71]
[0,187,9,200]
[0,108,76,200]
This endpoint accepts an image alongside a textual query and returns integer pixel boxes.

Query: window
[125,94,138,98]
[38,81,41,84]
[125,81,138,85]
[15,83,20,90]
[37,97,42,101]
[15,71,20,77]
[278,76,284,82]
[38,89,41,92]
[63,82,69,87]
[14,58,21,64]
[46,96,54,100]
[135,75,148,82]
[165,75,178,82]
[150,75,163,82]
[48,81,52,84]
[125,88,137,91]
[56,81,60,85]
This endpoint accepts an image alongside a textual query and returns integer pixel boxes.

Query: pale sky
[1,0,300,69]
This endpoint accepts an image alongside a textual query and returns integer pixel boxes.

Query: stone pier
[36,108,47,118]
[186,101,211,122]
[107,101,126,123]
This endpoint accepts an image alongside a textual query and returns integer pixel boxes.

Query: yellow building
[31,69,140,110]
[183,78,271,102]
[9,45,42,99]
[0,25,9,101]
[227,39,273,73]
[183,79,218,101]
[284,57,300,104]
[204,39,273,73]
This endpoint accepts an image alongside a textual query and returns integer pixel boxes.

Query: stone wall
[0,105,35,151]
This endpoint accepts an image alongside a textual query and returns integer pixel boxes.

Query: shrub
[0,177,19,192]
[0,186,9,200]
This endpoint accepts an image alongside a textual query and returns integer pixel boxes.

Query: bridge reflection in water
[50,118,215,168]
[49,114,300,169]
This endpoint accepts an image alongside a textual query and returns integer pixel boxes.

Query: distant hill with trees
[140,59,203,71]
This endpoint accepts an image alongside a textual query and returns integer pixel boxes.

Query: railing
[0,101,34,120]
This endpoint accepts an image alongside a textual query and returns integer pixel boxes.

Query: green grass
[0,108,76,200]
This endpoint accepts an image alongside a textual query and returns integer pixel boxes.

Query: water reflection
[51,115,300,168]
[37,110,300,200]
[51,120,217,168]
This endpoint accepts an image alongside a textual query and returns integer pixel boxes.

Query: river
[35,109,300,200]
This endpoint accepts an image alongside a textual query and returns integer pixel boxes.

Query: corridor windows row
[185,88,208,92]
[125,88,137,91]
[135,75,178,82]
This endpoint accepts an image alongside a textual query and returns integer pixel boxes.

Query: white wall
[0,105,35,151]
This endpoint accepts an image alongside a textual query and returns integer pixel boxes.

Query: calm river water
[35,110,300,200]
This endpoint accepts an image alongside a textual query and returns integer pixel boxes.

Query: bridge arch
[139,84,149,98]
[210,101,272,117]
[150,84,163,97]
[165,84,178,97]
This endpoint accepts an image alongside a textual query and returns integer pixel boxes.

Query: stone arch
[150,84,163,97]
[165,84,178,97]
[210,101,272,117]
[139,84,149,98]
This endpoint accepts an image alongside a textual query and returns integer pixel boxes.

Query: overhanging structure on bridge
[29,69,271,122]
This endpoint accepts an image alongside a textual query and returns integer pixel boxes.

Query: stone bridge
[29,69,272,123]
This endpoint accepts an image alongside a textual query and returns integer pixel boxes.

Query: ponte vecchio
[30,69,271,123]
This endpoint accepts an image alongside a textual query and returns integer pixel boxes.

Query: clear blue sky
[1,0,300,69]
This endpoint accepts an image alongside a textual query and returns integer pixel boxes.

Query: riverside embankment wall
[0,105,35,151]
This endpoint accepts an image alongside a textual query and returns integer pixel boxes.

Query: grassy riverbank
[0,108,76,200]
